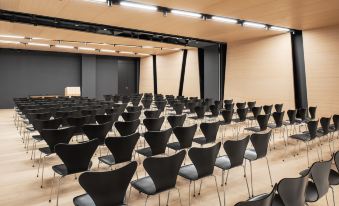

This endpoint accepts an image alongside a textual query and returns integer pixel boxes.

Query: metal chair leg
[331,186,336,206]
[56,176,63,206]
[265,157,273,187]
[243,164,251,198]
[37,152,42,177]
[198,179,203,195]
[175,187,183,206]
[145,195,149,206]
[49,172,56,202]
[212,175,222,206]
[306,142,310,167]
[249,160,254,197]
[158,193,161,206]
[166,191,170,206]
[41,156,46,188]
[188,181,191,206]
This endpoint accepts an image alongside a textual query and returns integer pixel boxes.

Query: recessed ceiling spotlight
[55,45,74,49]
[171,10,202,18]
[27,42,50,47]
[142,46,154,49]
[78,47,96,51]
[243,21,267,29]
[0,34,25,39]
[270,26,290,32]
[0,40,21,44]
[211,16,238,24]
[137,53,150,56]
[120,1,157,11]
[100,49,116,53]
[119,51,135,55]
[115,44,138,48]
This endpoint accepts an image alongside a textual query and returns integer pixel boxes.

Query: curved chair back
[155,101,167,112]
[307,120,319,140]
[141,99,152,109]
[83,121,114,144]
[237,108,249,122]
[41,127,75,153]
[144,128,172,155]
[275,104,283,112]
[224,136,250,168]
[121,111,141,121]
[143,116,165,131]
[95,114,119,124]
[251,106,262,119]
[103,94,112,101]
[122,96,130,104]
[33,118,62,133]
[236,102,246,109]
[131,99,141,107]
[144,151,186,193]
[214,101,222,110]
[297,108,307,121]
[287,110,297,124]
[250,130,272,159]
[335,151,339,170]
[257,114,270,131]
[105,133,140,164]
[209,105,220,117]
[309,159,332,199]
[273,111,285,128]
[126,105,143,113]
[247,101,256,111]
[224,103,235,111]
[309,106,317,119]
[187,102,198,113]
[173,103,185,115]
[188,142,221,178]
[195,106,206,118]
[277,173,309,206]
[320,117,331,135]
[332,115,339,131]
[115,119,140,136]
[200,121,220,143]
[173,124,197,149]
[224,99,233,105]
[167,114,186,128]
[55,139,99,174]
[235,184,276,206]
[144,110,161,119]
[263,105,273,115]
[221,109,234,125]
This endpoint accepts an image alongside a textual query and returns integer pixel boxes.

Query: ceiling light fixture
[31,37,49,40]
[120,1,157,11]
[27,42,50,47]
[137,53,150,56]
[211,16,238,24]
[0,34,25,39]
[269,26,290,32]
[0,40,21,44]
[142,46,154,49]
[85,0,107,4]
[115,44,138,48]
[100,49,116,53]
[119,51,135,55]
[171,10,202,18]
[243,21,267,29]
[78,47,96,51]
[55,45,74,49]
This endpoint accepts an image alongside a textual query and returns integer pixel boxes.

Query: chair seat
[268,123,281,129]
[98,155,116,166]
[39,147,52,155]
[192,137,206,145]
[305,182,319,202]
[32,135,43,141]
[244,148,257,161]
[135,147,153,157]
[52,164,68,176]
[245,127,261,133]
[248,193,269,201]
[73,194,95,206]
[329,169,339,185]
[131,176,156,195]
[215,156,231,170]
[290,133,311,141]
[271,195,284,206]
[167,142,182,151]
[178,164,199,181]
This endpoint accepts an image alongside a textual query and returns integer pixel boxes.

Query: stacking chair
[274,104,283,112]
[271,173,309,206]
[284,109,298,136]
[130,151,186,206]
[143,116,165,132]
[74,161,137,206]
[193,121,220,145]
[247,101,256,112]
[244,130,273,197]
[144,110,161,119]
[234,108,249,135]
[263,105,273,115]
[98,133,140,169]
[330,115,339,151]
[155,101,167,112]
[121,111,141,121]
[167,124,197,152]
[215,136,251,205]
[329,151,339,205]
[38,127,75,188]
[234,184,276,206]
[103,94,112,101]
[115,119,140,136]
[173,102,185,115]
[318,117,332,156]
[245,114,270,133]
[248,106,262,125]
[95,113,119,124]
[141,99,153,109]
[126,105,143,113]
[67,116,91,141]
[206,105,220,120]
[224,99,233,105]
[167,114,186,129]
[83,121,114,146]
[309,106,317,119]
[268,111,286,149]
[236,102,247,109]
[49,139,99,206]
[224,103,234,111]
[190,105,206,121]
[178,143,222,206]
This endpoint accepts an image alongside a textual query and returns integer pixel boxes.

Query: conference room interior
[0,0,339,206]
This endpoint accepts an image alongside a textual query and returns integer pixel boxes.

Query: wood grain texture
[183,49,200,98]
[224,34,295,110]
[303,25,339,117]
[139,56,154,94]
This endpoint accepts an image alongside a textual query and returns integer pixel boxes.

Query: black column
[136,58,140,94]
[219,44,227,101]
[178,49,188,96]
[152,55,158,95]
[198,48,205,99]
[291,30,308,109]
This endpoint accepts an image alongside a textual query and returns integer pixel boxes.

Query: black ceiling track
[0,9,220,48]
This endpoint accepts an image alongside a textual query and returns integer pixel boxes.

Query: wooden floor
[0,109,337,206]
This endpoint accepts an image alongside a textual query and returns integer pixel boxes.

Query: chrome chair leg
[265,157,273,187]
[37,152,42,177]
[198,179,203,195]
[175,187,183,206]
[166,191,170,206]
[49,172,56,202]
[331,186,336,206]
[158,193,161,206]
[249,160,254,197]
[306,142,310,167]
[243,164,251,198]
[55,176,63,206]
[145,195,149,206]
[212,175,222,206]
[41,156,46,188]
[188,181,191,206]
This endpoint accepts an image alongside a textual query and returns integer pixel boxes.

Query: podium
[65,87,81,97]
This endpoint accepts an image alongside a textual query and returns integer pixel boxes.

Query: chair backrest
[309,159,332,199]
[78,161,137,206]
[224,103,235,110]
[263,105,273,114]
[144,128,172,155]
[221,109,234,125]
[257,114,270,131]
[214,100,222,110]
[187,102,198,113]
[335,151,339,171]
[250,130,272,159]
[309,106,317,119]
[144,110,161,119]
[224,136,250,168]
[297,108,307,120]
[287,110,297,124]
[83,121,114,144]
[126,105,143,113]
[209,105,219,117]
[275,104,283,112]
[114,119,140,136]
[40,127,75,153]
[236,102,246,109]
[55,139,99,174]
[237,108,249,121]
[188,142,221,178]
[195,106,206,118]
[200,121,220,143]
[155,101,167,111]
[173,103,185,115]
[251,106,262,119]
[234,184,276,206]
[273,111,285,128]
[173,124,197,149]
[277,173,309,206]
[121,111,141,121]
[141,99,152,109]
[224,99,233,105]
[320,117,331,135]
[167,114,186,128]
[143,116,165,131]
[307,120,319,140]
[95,114,119,124]
[144,150,186,193]
[33,118,62,133]
[333,115,339,131]
[105,133,140,164]
[247,101,256,110]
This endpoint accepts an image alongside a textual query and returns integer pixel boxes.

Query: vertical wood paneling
[139,56,154,94]
[183,49,200,97]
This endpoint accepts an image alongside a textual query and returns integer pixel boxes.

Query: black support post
[152,55,158,95]
[291,30,308,109]
[178,49,188,96]
[198,48,205,99]
[219,43,227,101]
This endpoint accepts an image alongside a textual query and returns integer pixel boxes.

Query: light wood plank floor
[0,109,338,206]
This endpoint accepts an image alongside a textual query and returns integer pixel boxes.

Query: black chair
[274,104,283,112]
[67,116,91,137]
[38,126,75,188]
[191,105,206,120]
[215,136,251,205]
[167,124,197,151]
[318,117,332,156]
[83,121,114,146]
[263,105,273,115]
[135,128,172,158]
[98,133,140,169]
[206,105,220,119]
[126,105,143,113]
[121,111,141,121]
[309,106,317,119]
[143,116,165,131]
[234,184,276,206]
[155,101,167,112]
[215,100,223,110]
[187,102,198,114]
[95,114,119,124]
[141,99,152,109]
[178,143,222,206]
[235,108,249,124]
[247,101,256,111]
[103,94,112,101]
[167,114,186,128]
[271,173,309,206]
[193,121,220,145]
[224,103,235,111]
[219,109,235,140]
[115,119,140,136]
[173,103,185,115]
[49,139,99,206]
[268,111,286,149]
[236,102,247,109]
[244,130,273,197]
[130,151,186,206]
[284,109,298,136]
[144,110,161,119]
[248,106,262,121]
[73,161,137,206]
[224,99,233,105]
[296,108,308,123]
[245,114,270,133]
[329,151,339,205]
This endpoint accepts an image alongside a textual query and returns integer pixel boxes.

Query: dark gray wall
[204,45,220,101]
[81,55,96,99]
[118,59,137,95]
[96,56,118,99]
[0,49,81,108]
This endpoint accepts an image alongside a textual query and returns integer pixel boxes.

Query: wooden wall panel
[139,56,154,94]
[303,25,339,117]
[183,49,200,98]
[224,34,295,110]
